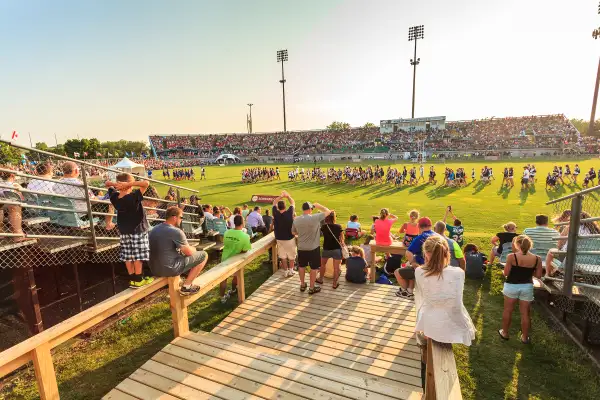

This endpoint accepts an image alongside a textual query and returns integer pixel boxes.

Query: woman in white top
[414,235,476,346]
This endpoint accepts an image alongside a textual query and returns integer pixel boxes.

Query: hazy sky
[1,0,599,145]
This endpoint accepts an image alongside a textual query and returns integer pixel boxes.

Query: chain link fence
[547,185,600,335]
[0,142,201,270]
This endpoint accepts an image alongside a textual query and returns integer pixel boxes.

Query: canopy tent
[111,157,146,176]
[215,153,241,164]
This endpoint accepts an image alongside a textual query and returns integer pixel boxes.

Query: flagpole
[54,133,58,147]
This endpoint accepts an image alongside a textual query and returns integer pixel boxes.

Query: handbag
[327,224,349,259]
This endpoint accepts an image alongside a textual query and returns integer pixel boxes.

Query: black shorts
[397,267,416,280]
[298,247,321,270]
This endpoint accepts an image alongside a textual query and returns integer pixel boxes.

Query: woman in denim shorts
[498,235,543,344]
[321,211,344,289]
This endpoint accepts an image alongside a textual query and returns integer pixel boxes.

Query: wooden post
[370,248,376,283]
[73,264,83,312]
[425,338,436,400]
[167,276,188,338]
[32,342,59,400]
[236,268,246,303]
[271,243,278,274]
[25,267,44,333]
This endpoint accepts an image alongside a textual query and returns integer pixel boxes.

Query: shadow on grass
[457,267,600,400]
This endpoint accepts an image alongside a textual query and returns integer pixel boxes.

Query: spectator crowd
[148,114,595,160]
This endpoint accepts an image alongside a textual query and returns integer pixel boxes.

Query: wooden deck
[104,269,423,400]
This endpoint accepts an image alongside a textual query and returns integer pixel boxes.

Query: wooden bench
[368,240,407,283]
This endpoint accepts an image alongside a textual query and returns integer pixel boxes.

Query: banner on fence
[250,194,279,203]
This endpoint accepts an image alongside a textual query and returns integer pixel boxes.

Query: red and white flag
[96,152,102,157]
[83,152,88,157]
[74,152,80,158]
[11,131,18,140]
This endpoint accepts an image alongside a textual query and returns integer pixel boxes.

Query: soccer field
[157,158,598,249]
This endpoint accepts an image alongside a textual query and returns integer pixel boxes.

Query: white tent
[215,153,241,164]
[111,157,146,176]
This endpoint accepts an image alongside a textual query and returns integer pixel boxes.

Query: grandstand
[148,114,592,160]
[0,142,221,345]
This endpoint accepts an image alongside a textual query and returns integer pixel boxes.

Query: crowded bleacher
[149,114,596,160]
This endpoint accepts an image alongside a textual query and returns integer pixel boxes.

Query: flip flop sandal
[316,278,324,285]
[520,336,531,344]
[498,329,509,341]
[300,283,307,292]
[308,286,321,295]
[333,282,340,289]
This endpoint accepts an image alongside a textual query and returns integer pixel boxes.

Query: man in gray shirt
[149,206,208,296]
[292,201,331,294]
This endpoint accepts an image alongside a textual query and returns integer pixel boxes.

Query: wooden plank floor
[104,269,423,400]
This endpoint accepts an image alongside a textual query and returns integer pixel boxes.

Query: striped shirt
[523,226,558,254]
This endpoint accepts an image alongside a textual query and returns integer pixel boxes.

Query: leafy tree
[327,121,351,131]
[35,142,49,152]
[570,118,600,136]
[363,122,376,129]
[0,142,22,164]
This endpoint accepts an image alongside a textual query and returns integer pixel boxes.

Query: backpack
[376,274,393,285]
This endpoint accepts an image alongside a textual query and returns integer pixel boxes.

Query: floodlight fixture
[276,50,289,132]
[408,25,425,118]
[277,49,288,62]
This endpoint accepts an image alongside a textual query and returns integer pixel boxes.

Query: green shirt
[446,224,465,246]
[222,229,252,262]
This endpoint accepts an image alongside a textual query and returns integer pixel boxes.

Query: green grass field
[163,159,599,252]
[3,158,600,400]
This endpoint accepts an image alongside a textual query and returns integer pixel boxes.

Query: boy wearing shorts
[105,173,153,288]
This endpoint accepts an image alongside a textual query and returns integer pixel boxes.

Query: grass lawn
[2,158,600,399]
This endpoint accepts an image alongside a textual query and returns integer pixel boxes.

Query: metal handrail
[0,139,199,193]
[546,183,600,205]
[0,167,84,188]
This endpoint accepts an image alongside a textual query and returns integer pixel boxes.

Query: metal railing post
[81,166,98,251]
[563,195,582,297]
[176,189,182,229]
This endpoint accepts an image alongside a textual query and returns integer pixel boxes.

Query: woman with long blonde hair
[413,235,476,345]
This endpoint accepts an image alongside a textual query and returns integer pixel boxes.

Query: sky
[1,0,599,145]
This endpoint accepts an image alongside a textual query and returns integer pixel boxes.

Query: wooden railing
[0,231,462,399]
[0,233,276,400]
[425,338,462,399]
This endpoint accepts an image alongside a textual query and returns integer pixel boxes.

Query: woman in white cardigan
[414,235,476,345]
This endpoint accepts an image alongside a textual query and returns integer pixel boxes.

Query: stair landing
[103,270,423,399]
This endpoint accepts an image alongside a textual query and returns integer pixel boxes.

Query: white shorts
[277,239,297,260]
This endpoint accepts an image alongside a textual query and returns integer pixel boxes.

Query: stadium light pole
[408,25,424,119]
[277,49,288,132]
[247,103,253,133]
[590,4,600,136]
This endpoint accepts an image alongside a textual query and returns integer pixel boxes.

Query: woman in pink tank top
[374,208,398,246]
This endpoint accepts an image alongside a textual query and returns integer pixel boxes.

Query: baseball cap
[302,202,313,211]
[418,217,432,228]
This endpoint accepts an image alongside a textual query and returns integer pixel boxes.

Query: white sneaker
[287,269,296,277]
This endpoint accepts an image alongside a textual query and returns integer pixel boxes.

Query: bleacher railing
[546,185,600,326]
[0,140,201,270]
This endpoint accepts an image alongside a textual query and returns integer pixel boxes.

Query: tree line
[1,139,149,165]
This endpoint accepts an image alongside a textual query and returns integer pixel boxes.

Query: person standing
[498,235,542,344]
[414,235,476,345]
[272,191,297,277]
[105,173,154,288]
[292,201,332,294]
